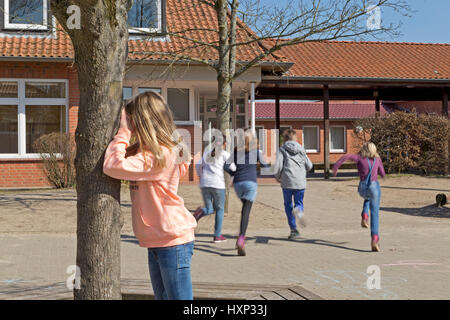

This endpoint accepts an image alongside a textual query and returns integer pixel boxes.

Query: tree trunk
[51,0,132,300]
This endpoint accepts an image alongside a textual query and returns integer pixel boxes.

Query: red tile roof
[0,1,449,83]
[253,101,388,120]
[0,0,280,63]
[274,40,450,80]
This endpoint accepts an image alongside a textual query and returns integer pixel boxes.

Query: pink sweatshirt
[103,128,197,248]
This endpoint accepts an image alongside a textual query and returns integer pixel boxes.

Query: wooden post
[443,88,449,176]
[375,97,380,117]
[374,89,380,118]
[275,94,281,146]
[323,85,330,179]
[443,88,449,117]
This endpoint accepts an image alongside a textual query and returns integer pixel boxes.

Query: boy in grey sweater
[274,129,313,239]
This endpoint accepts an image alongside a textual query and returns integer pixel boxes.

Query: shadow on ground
[381,205,450,218]
[193,233,371,255]
[120,232,371,255]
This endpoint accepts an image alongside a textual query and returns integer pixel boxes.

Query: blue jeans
[282,189,305,230]
[233,181,258,202]
[201,187,226,237]
[147,241,194,300]
[361,181,381,237]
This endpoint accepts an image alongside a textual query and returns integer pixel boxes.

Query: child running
[103,91,197,300]
[224,130,270,256]
[332,142,386,252]
[274,129,313,240]
[194,134,229,243]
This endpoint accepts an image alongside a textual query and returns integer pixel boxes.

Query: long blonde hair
[359,142,380,159]
[124,91,186,168]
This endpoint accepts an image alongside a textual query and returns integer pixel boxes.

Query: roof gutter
[262,75,450,85]
[0,56,74,62]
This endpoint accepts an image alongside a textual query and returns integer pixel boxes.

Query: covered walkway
[248,41,450,178]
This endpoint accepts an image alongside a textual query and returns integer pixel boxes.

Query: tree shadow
[120,234,139,245]
[381,205,450,218]
[253,236,371,253]
[381,186,450,192]
[194,233,371,254]
[121,232,371,254]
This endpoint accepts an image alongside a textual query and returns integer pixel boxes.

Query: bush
[33,132,76,188]
[354,111,449,175]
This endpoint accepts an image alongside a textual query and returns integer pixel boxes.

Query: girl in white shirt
[195,135,230,243]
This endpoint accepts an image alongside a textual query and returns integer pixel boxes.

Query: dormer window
[4,0,48,30]
[128,0,163,34]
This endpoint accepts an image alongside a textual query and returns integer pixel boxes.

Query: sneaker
[213,235,227,243]
[236,235,246,256]
[293,207,307,227]
[193,207,204,221]
[371,235,381,252]
[288,229,301,240]
[361,213,369,229]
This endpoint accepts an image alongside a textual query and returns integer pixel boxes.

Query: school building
[0,0,449,187]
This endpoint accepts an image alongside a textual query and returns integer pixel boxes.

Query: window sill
[0,155,62,161]
[175,121,195,126]
[3,25,48,32]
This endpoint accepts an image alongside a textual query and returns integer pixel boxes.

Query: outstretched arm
[223,153,236,176]
[332,154,360,176]
[258,150,271,168]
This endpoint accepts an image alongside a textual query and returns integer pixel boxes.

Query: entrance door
[200,97,247,132]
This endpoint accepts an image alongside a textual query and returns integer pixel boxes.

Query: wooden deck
[0,279,322,300]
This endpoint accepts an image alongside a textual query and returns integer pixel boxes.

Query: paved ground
[1,175,450,299]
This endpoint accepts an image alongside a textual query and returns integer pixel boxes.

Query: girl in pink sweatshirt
[103,91,197,300]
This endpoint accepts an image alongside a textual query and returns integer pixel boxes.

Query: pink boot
[236,235,246,256]
[371,234,380,252]
[361,213,369,228]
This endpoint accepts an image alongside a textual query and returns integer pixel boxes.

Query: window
[0,105,18,153]
[302,126,319,153]
[255,125,266,152]
[167,88,190,121]
[235,98,246,129]
[4,0,48,30]
[128,0,162,33]
[0,79,68,158]
[25,82,65,98]
[122,87,133,101]
[330,126,346,152]
[138,87,161,94]
[0,81,18,97]
[26,105,66,153]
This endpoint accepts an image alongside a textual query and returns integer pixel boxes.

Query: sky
[382,0,450,43]
[258,0,450,44]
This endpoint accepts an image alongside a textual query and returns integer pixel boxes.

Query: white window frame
[128,0,162,34]
[4,0,48,31]
[330,125,347,153]
[255,125,266,150]
[0,78,69,159]
[302,125,320,153]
